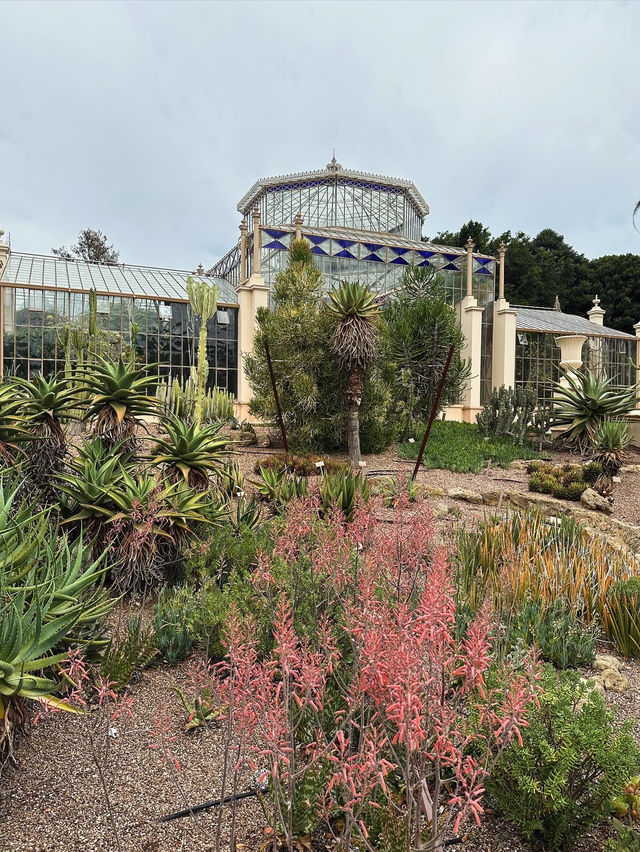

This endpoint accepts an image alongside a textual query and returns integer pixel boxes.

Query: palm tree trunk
[346,365,364,468]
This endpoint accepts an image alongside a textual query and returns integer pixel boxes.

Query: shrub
[318,468,370,522]
[504,599,595,669]
[528,461,600,501]
[488,666,640,851]
[602,578,640,658]
[253,453,349,478]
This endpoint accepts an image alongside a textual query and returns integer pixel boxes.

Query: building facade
[1,159,639,427]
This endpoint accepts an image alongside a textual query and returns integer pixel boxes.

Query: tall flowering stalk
[190,495,541,850]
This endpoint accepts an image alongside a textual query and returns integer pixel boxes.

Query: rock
[510,459,530,470]
[423,485,445,497]
[433,501,450,518]
[593,654,622,673]
[481,490,505,506]
[621,464,640,474]
[447,487,484,504]
[580,487,613,514]
[580,676,606,698]
[600,667,630,693]
[508,491,571,515]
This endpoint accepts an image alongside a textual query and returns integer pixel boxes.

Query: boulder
[580,487,613,515]
[432,501,450,518]
[593,654,623,673]
[599,668,630,693]
[423,485,445,497]
[482,490,505,506]
[447,487,484,504]
[510,459,530,470]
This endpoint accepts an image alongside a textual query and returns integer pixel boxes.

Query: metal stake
[411,344,456,481]
[263,336,289,453]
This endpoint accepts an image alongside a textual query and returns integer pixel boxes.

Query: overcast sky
[1,0,639,270]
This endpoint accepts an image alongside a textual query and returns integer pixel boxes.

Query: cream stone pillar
[236,210,269,420]
[634,322,640,402]
[294,213,303,241]
[491,242,517,390]
[0,230,9,379]
[555,334,586,387]
[457,237,484,420]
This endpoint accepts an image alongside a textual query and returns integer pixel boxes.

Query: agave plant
[319,469,371,522]
[13,373,78,485]
[592,418,630,496]
[77,355,159,449]
[57,447,127,531]
[152,416,228,489]
[553,368,637,453]
[325,281,380,467]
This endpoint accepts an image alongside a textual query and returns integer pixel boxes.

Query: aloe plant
[152,416,228,489]
[592,417,630,496]
[77,355,159,449]
[0,383,32,464]
[553,368,637,452]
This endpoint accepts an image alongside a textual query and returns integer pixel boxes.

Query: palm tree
[326,282,380,467]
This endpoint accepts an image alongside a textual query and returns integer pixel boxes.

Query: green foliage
[152,416,228,489]
[603,578,640,658]
[0,382,32,463]
[77,355,159,448]
[553,368,637,452]
[52,228,119,264]
[528,461,600,501]
[374,473,421,507]
[156,374,235,424]
[152,585,199,664]
[325,280,380,369]
[319,468,370,522]
[245,239,394,454]
[476,385,537,445]
[186,276,219,427]
[381,273,470,434]
[503,599,595,669]
[398,420,541,473]
[253,465,309,512]
[487,667,640,851]
[593,418,631,495]
[253,453,350,478]
[100,617,157,691]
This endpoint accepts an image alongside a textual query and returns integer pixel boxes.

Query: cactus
[155,374,234,424]
[186,276,219,427]
[476,385,537,445]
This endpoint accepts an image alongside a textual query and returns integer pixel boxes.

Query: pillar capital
[294,212,303,241]
[634,321,640,338]
[587,294,605,326]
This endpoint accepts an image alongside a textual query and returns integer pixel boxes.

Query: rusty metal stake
[411,344,456,481]
[263,336,289,453]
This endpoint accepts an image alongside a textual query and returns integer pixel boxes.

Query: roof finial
[593,294,600,307]
[326,151,342,172]
[554,294,561,312]
[196,263,205,276]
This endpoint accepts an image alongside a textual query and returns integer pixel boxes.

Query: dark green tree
[430,220,493,254]
[53,228,120,264]
[589,253,640,333]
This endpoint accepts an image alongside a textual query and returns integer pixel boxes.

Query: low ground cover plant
[528,459,601,500]
[398,419,541,473]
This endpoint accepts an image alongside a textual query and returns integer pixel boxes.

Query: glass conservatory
[0,253,239,393]
[211,158,497,308]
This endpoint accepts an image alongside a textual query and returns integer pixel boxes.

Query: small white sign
[408,438,415,444]
[314,460,325,468]
[358,461,367,468]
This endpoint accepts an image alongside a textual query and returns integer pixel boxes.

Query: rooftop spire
[554,294,561,312]
[326,152,342,172]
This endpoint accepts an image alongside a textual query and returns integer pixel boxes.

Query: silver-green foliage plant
[156,374,234,424]
[186,276,219,427]
[553,368,637,453]
[476,385,537,445]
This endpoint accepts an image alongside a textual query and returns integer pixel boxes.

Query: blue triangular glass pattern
[475,257,491,266]
[304,234,327,245]
[311,246,328,255]
[263,240,287,250]
[336,239,356,248]
[391,257,409,265]
[264,229,287,239]
[363,253,383,262]
[364,243,383,252]
[442,253,460,261]
[390,247,409,256]
[475,267,492,275]
[418,260,432,267]
[416,250,435,258]
[334,249,356,259]
[442,262,460,270]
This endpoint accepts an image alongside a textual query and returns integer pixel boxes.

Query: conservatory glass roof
[515,306,635,339]
[1,252,238,306]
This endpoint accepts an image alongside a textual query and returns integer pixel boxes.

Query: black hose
[158,788,258,822]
